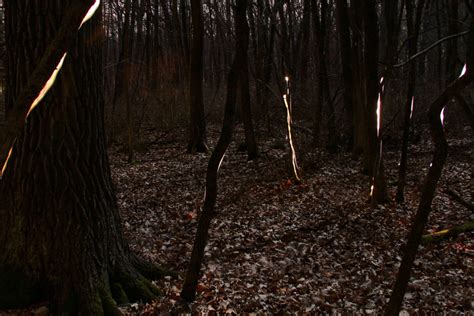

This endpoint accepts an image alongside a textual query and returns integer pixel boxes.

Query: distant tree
[335,0,354,149]
[187,0,208,153]
[240,2,259,160]
[112,0,135,162]
[0,2,163,313]
[181,0,250,301]
[396,0,425,203]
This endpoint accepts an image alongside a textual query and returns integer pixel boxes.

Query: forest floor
[111,122,473,315]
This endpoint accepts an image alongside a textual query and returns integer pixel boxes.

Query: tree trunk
[385,20,474,314]
[239,5,259,160]
[181,0,249,302]
[112,0,134,162]
[396,0,425,203]
[363,0,389,205]
[0,2,164,313]
[335,0,355,150]
[187,0,208,153]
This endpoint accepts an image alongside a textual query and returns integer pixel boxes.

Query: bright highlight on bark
[80,0,101,29]
[440,64,467,128]
[0,1,101,179]
[440,107,446,126]
[370,77,385,199]
[217,153,226,173]
[460,64,467,77]
[410,96,415,120]
[1,147,13,178]
[26,53,67,118]
[376,77,384,138]
[283,94,301,182]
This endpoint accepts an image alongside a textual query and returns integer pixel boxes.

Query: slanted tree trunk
[0,2,165,313]
[187,0,208,153]
[385,20,474,314]
[181,0,249,302]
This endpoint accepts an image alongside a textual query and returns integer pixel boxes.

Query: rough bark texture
[181,0,248,302]
[0,2,164,313]
[0,1,94,175]
[187,0,208,154]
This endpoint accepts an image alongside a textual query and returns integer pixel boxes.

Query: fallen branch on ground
[445,188,474,212]
[422,221,474,245]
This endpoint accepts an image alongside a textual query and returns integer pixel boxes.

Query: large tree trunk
[0,2,164,313]
[187,0,208,153]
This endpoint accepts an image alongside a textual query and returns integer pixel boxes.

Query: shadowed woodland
[0,0,473,314]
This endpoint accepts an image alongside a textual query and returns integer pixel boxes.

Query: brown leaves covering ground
[111,123,473,315]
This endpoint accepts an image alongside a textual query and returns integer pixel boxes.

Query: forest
[0,0,472,314]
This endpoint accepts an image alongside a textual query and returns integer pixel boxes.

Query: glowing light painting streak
[439,64,467,129]
[0,1,101,179]
[217,153,226,173]
[460,64,467,77]
[376,92,382,138]
[410,96,415,120]
[283,94,301,181]
[440,107,446,126]
[370,78,384,198]
[26,54,67,118]
[80,0,101,29]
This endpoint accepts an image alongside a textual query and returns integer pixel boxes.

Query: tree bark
[363,0,389,205]
[181,0,249,302]
[335,0,355,150]
[0,2,165,313]
[187,0,208,153]
[239,4,259,160]
[385,24,474,313]
[1,1,95,174]
[396,0,425,203]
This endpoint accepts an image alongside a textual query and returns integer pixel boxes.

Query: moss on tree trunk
[0,2,167,313]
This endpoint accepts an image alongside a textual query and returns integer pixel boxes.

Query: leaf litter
[110,123,473,314]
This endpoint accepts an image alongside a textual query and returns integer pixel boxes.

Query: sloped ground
[111,123,473,314]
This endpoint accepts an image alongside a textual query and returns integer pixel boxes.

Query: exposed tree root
[422,220,474,245]
[0,256,174,315]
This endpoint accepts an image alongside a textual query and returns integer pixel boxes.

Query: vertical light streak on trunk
[1,0,100,178]
[440,107,446,126]
[217,152,226,173]
[410,96,415,120]
[285,76,291,115]
[376,92,382,138]
[370,78,385,199]
[441,64,467,127]
[284,94,301,182]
